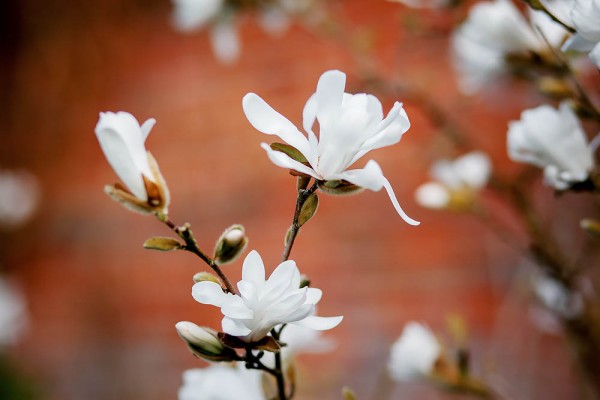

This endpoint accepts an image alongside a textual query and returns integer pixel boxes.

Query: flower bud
[193,271,222,285]
[175,321,238,362]
[213,224,249,265]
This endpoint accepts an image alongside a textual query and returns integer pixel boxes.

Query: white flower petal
[171,0,223,32]
[222,317,252,337]
[209,21,240,64]
[242,250,265,287]
[221,295,253,319]
[336,160,385,191]
[589,42,600,67]
[243,94,310,156]
[261,143,320,178]
[452,151,492,189]
[382,177,420,226]
[259,6,291,34]
[414,182,451,209]
[314,70,346,133]
[295,315,343,331]
[140,118,156,142]
[192,281,228,307]
[305,288,322,304]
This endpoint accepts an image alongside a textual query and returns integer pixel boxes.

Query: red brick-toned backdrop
[1,0,590,399]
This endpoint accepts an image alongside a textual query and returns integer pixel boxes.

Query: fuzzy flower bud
[175,321,238,362]
[213,224,249,265]
[95,112,170,214]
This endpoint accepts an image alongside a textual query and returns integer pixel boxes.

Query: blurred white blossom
[507,102,595,189]
[563,0,600,68]
[388,322,441,381]
[178,364,265,400]
[387,0,451,9]
[243,69,419,225]
[0,278,27,348]
[172,0,305,64]
[532,273,583,319]
[0,170,39,229]
[452,0,567,93]
[415,151,491,210]
[192,250,342,343]
[95,112,170,213]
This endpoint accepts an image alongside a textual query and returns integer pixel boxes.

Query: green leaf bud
[298,193,319,227]
[143,237,183,251]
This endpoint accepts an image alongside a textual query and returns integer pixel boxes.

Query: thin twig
[157,213,238,295]
[280,182,319,263]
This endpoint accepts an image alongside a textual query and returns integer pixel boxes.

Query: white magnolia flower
[243,69,419,225]
[563,0,600,68]
[95,111,170,213]
[452,0,566,93]
[178,364,265,400]
[193,250,343,343]
[388,322,441,381]
[0,170,39,230]
[0,278,27,348]
[507,102,595,189]
[415,151,491,210]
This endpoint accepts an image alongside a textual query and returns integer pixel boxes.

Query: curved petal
[222,317,252,337]
[350,103,410,164]
[295,315,343,331]
[140,118,156,142]
[261,143,320,179]
[314,70,346,132]
[242,250,265,287]
[336,160,385,191]
[305,288,323,304]
[192,281,228,307]
[266,260,298,290]
[382,177,420,226]
[243,94,310,156]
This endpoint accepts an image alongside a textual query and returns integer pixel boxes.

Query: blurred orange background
[1,0,594,399]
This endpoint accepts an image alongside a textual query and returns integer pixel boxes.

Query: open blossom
[452,0,566,93]
[507,102,595,190]
[95,112,170,214]
[178,364,265,400]
[243,69,419,225]
[172,0,304,64]
[192,250,342,343]
[562,0,600,68]
[415,151,491,210]
[388,322,441,381]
